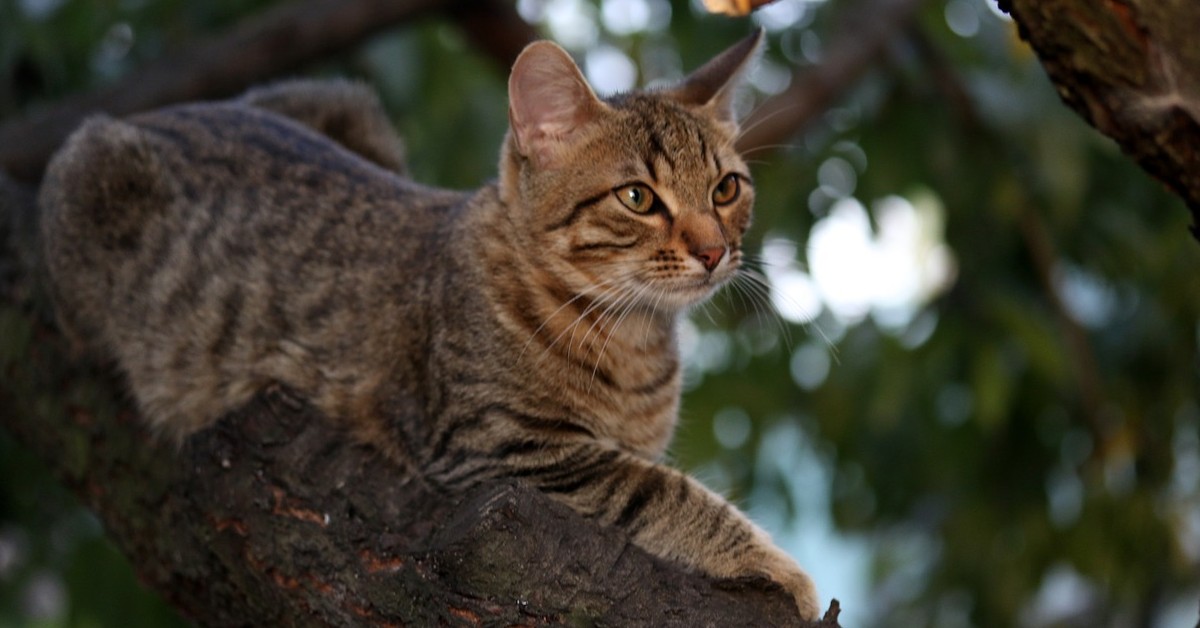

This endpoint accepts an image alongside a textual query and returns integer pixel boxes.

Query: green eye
[713,173,740,206]
[615,184,655,214]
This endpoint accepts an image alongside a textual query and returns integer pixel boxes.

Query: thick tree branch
[0,0,539,184]
[1000,0,1200,239]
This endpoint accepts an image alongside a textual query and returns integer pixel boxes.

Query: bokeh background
[2,0,1198,626]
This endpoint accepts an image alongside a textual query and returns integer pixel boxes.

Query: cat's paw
[779,569,821,621]
[758,552,821,620]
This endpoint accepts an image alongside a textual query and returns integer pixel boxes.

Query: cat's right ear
[667,28,764,127]
[508,41,605,168]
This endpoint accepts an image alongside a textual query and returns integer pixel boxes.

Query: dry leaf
[701,0,779,17]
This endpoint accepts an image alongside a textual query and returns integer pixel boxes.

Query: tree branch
[0,0,540,184]
[446,0,540,70]
[1000,0,1200,240]
[736,0,925,155]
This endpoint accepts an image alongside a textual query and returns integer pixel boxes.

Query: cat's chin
[650,276,729,311]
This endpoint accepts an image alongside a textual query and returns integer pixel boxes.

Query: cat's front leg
[433,441,821,619]
[548,447,821,619]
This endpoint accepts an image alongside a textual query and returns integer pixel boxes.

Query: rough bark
[1000,0,1200,239]
[0,176,840,626]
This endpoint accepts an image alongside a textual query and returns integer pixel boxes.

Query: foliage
[2,0,1197,626]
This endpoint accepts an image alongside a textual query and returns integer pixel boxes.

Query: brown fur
[38,31,819,617]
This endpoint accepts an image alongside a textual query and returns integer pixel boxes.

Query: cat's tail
[37,115,176,357]
[239,78,408,176]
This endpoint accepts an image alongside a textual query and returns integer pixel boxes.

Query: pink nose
[691,246,725,272]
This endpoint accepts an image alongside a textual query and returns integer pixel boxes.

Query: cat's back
[41,100,452,337]
[39,99,465,436]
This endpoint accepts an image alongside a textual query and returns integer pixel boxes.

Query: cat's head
[499,31,763,314]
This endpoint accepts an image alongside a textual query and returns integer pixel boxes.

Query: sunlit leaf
[701,0,779,17]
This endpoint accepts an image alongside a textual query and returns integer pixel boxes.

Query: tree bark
[1000,0,1200,240]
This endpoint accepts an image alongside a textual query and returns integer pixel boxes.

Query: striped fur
[39,31,819,618]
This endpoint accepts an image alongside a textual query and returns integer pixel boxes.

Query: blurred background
[1,0,1198,626]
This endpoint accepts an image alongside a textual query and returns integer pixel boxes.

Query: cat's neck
[469,183,680,388]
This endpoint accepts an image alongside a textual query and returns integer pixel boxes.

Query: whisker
[563,282,629,365]
[736,100,801,145]
[643,282,670,351]
[589,281,656,392]
[516,276,621,364]
[578,279,639,354]
[536,271,640,365]
[740,267,841,358]
[731,269,795,351]
[738,143,797,159]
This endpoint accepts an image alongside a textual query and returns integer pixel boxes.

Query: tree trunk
[1001,0,1200,240]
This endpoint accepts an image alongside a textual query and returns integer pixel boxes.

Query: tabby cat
[39,30,819,618]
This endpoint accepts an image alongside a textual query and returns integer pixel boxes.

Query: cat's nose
[690,246,726,272]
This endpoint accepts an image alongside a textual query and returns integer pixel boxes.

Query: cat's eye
[615,183,655,214]
[712,173,740,206]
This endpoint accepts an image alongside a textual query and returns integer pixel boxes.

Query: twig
[736,0,925,154]
[0,0,453,182]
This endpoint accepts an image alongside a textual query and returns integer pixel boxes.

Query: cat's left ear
[508,41,606,167]
[667,28,765,125]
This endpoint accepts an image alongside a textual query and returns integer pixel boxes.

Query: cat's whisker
[573,272,633,343]
[723,261,754,316]
[735,101,802,147]
[730,269,795,351]
[578,278,639,356]
[719,280,754,328]
[539,279,628,366]
[742,267,840,359]
[588,281,655,392]
[644,284,674,352]
[516,276,623,365]
[738,141,796,156]
[698,292,723,325]
[560,266,647,366]
[560,284,627,365]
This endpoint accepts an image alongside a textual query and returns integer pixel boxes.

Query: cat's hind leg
[239,79,407,175]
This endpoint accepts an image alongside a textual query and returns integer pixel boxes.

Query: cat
[38,29,820,619]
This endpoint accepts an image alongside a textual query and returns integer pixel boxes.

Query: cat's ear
[668,28,764,125]
[508,41,605,166]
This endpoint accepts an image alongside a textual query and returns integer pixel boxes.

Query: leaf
[701,0,779,17]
